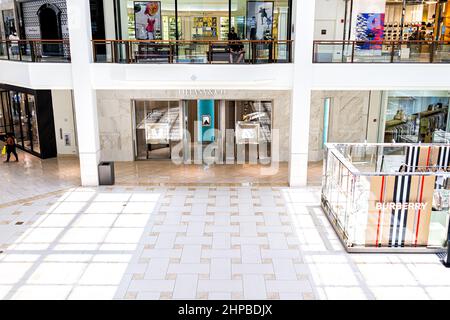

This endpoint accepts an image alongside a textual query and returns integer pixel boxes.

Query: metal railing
[92,39,293,64]
[313,40,450,63]
[0,39,71,63]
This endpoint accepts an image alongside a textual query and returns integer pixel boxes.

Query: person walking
[4,133,18,163]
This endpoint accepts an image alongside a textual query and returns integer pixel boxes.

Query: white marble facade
[308,91,371,162]
[96,90,292,162]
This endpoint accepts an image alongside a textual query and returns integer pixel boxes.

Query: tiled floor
[114,161,289,186]
[0,185,448,300]
[0,146,288,207]
[0,146,81,205]
[307,161,322,186]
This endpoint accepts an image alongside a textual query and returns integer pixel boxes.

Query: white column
[67,0,101,186]
[103,0,116,59]
[289,0,316,187]
[103,0,117,39]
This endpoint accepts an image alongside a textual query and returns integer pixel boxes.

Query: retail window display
[384,1,436,42]
[132,99,274,163]
[125,0,176,40]
[322,143,450,252]
[115,0,291,42]
[134,100,182,160]
[134,1,163,40]
[106,0,292,63]
[0,85,56,159]
[219,17,235,40]
[234,100,272,160]
[320,0,450,62]
[236,101,272,143]
[162,16,181,39]
[231,0,290,60]
[192,17,218,40]
[344,0,450,42]
[383,91,450,143]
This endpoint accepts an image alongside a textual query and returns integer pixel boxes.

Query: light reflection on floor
[0,186,448,300]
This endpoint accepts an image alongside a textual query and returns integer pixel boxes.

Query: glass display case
[322,143,450,252]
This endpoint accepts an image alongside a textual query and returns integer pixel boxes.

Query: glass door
[183,99,220,164]
[10,91,23,147]
[0,91,6,137]
[28,94,40,153]
[19,92,32,151]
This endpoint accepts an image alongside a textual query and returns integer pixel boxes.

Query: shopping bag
[1,146,6,155]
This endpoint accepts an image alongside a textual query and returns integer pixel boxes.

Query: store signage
[25,26,40,36]
[202,115,211,127]
[179,89,225,97]
[375,202,427,210]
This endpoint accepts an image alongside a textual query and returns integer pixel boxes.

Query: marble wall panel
[309,91,371,162]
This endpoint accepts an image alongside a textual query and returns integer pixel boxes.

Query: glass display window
[28,95,40,154]
[176,0,228,41]
[0,95,5,136]
[235,100,272,143]
[231,0,290,41]
[120,0,177,40]
[383,91,450,144]
[0,91,12,134]
[19,93,32,151]
[10,91,22,146]
[134,100,182,160]
[115,0,291,41]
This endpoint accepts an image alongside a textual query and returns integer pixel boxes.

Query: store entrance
[129,98,284,185]
[38,4,62,56]
[184,99,220,163]
[133,99,273,164]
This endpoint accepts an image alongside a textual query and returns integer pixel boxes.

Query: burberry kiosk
[322,143,450,253]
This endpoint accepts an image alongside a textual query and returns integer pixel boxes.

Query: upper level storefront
[313,0,450,63]
[2,0,450,65]
[89,0,293,64]
[0,0,293,64]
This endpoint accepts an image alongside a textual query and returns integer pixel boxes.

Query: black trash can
[98,162,115,185]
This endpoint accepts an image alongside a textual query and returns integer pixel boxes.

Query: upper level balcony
[0,39,70,63]
[313,40,450,63]
[92,39,292,64]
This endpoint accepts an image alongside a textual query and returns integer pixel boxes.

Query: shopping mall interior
[0,0,450,302]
